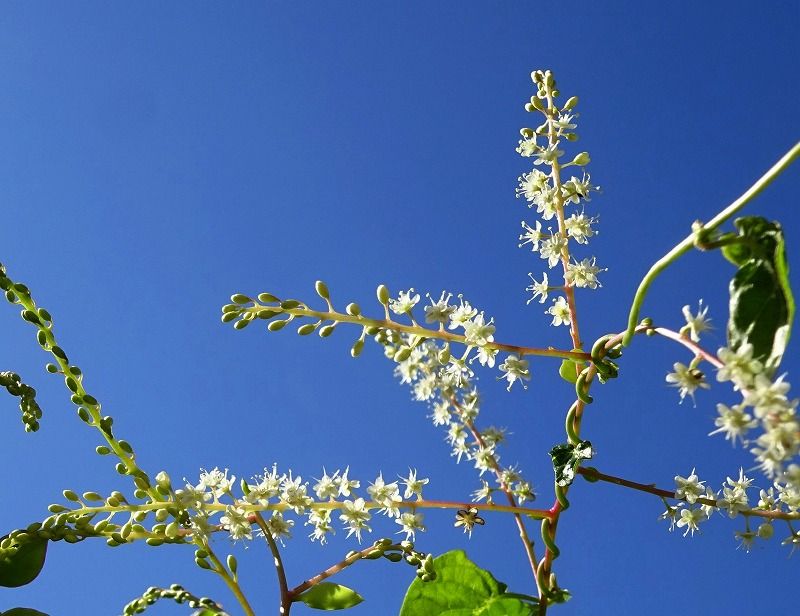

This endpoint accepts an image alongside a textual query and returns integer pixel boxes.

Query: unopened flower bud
[571,152,590,166]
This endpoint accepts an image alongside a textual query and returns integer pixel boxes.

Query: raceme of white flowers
[174,466,430,545]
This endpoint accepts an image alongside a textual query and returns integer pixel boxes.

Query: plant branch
[623,141,800,346]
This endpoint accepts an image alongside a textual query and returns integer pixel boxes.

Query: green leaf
[723,217,794,373]
[558,359,579,384]
[549,441,593,487]
[400,551,537,616]
[1,609,50,616]
[296,582,364,610]
[0,536,48,587]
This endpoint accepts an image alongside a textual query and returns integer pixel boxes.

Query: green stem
[203,541,256,616]
[622,141,800,346]
[253,512,292,615]
[246,305,590,362]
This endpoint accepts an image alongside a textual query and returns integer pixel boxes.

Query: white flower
[564,212,597,244]
[682,301,712,342]
[400,469,429,500]
[395,512,425,540]
[313,469,341,501]
[547,296,571,327]
[263,512,294,545]
[498,355,531,391]
[280,474,314,514]
[744,374,796,419]
[516,138,539,157]
[676,507,705,537]
[463,313,496,347]
[562,173,597,205]
[534,144,563,166]
[429,400,452,426]
[716,344,763,389]
[539,233,568,268]
[424,291,454,324]
[338,467,360,497]
[390,289,420,315]
[449,296,478,330]
[220,505,252,541]
[472,480,493,504]
[553,112,577,132]
[665,362,709,404]
[565,257,604,289]
[709,403,757,445]
[306,509,335,544]
[473,345,498,368]
[519,220,546,251]
[339,498,372,542]
[366,473,402,517]
[515,169,548,202]
[197,468,235,501]
[526,272,549,304]
[674,469,705,504]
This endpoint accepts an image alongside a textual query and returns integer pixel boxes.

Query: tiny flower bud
[230,294,251,305]
[757,523,774,539]
[315,281,330,300]
[346,302,361,316]
[563,96,579,110]
[377,284,390,305]
[257,292,279,303]
[571,152,590,166]
[155,471,172,491]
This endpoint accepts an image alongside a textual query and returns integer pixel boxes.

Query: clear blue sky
[1,2,798,614]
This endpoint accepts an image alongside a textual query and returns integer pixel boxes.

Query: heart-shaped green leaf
[296,582,364,610]
[0,535,48,588]
[400,551,537,616]
[723,217,794,373]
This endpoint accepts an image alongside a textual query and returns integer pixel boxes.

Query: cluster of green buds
[121,584,226,615]
[349,537,435,582]
[0,370,42,432]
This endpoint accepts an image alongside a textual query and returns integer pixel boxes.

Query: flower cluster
[664,467,800,551]
[380,325,534,507]
[517,70,603,323]
[172,466,430,545]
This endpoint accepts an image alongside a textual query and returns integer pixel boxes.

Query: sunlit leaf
[296,582,364,610]
[0,535,48,588]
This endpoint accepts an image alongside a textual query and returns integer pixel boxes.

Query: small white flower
[534,144,564,166]
[498,354,531,391]
[463,313,496,347]
[665,362,709,404]
[539,233,568,268]
[515,169,548,202]
[395,512,425,541]
[516,138,539,157]
[519,220,546,251]
[709,403,757,445]
[338,467,360,497]
[682,301,712,342]
[400,469,429,500]
[424,291,454,324]
[674,468,705,504]
[220,505,252,541]
[339,498,372,542]
[306,509,335,544]
[565,257,604,289]
[197,468,235,501]
[366,473,402,517]
[449,296,478,330]
[263,512,294,545]
[564,212,597,244]
[313,469,341,501]
[676,507,705,537]
[390,289,420,315]
[526,272,549,304]
[716,344,763,389]
[547,296,571,327]
[472,480,494,504]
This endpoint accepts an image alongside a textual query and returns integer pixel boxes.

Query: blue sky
[0,2,798,614]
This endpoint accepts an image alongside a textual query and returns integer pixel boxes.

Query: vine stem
[201,540,256,616]
[577,466,800,521]
[247,305,591,362]
[623,141,800,346]
[253,512,292,615]
[288,542,406,598]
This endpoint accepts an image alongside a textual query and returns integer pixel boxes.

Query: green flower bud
[394,347,412,362]
[155,471,172,491]
[520,127,534,138]
[383,552,403,562]
[297,323,317,335]
[571,152,590,166]
[195,557,211,569]
[315,280,330,299]
[376,284,390,305]
[351,339,365,357]
[77,407,91,423]
[63,489,80,502]
[563,96,578,110]
[230,294,251,305]
[233,319,250,330]
[165,521,180,538]
[257,292,279,303]
[319,324,335,338]
[45,363,58,373]
[227,554,238,574]
[280,299,301,309]
[268,319,289,332]
[82,491,103,502]
[48,504,69,513]
[146,537,164,547]
[346,302,361,316]
[221,312,238,323]
[37,330,48,347]
[757,523,774,539]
